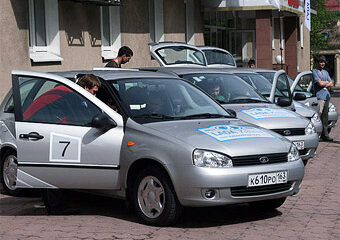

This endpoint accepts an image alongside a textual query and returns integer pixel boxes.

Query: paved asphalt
[0,93,339,240]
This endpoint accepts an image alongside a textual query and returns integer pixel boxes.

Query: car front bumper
[169,159,304,207]
[285,133,319,160]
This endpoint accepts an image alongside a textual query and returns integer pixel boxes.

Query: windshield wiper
[181,113,232,119]
[133,113,175,120]
[229,98,268,103]
[216,99,228,104]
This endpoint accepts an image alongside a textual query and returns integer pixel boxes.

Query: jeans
[318,99,330,138]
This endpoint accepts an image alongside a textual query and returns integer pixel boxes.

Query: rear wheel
[0,149,22,196]
[249,197,286,210]
[131,167,182,226]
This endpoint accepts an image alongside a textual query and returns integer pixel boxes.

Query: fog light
[205,189,216,199]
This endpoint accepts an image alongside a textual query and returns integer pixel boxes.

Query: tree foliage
[311,0,340,51]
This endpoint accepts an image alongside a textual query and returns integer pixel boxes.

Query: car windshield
[258,72,275,83]
[110,78,231,123]
[202,49,235,66]
[182,73,269,104]
[235,73,284,97]
[155,46,206,66]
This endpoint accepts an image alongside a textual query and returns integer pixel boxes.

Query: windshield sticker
[197,125,275,142]
[49,133,81,162]
[241,108,297,119]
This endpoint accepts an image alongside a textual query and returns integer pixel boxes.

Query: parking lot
[0,93,339,240]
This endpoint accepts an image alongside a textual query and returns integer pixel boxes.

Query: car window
[4,95,14,113]
[182,73,269,104]
[155,46,206,66]
[110,78,230,123]
[258,72,275,83]
[277,74,290,97]
[203,50,235,66]
[18,76,101,126]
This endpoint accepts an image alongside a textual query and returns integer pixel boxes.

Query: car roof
[49,69,178,81]
[141,67,236,76]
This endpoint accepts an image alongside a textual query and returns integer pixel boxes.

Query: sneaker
[322,136,333,142]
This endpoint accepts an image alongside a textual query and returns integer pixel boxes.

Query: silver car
[289,71,338,133]
[0,69,304,226]
[196,46,236,68]
[229,70,323,135]
[147,67,319,163]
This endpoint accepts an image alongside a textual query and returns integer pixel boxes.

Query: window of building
[149,0,164,43]
[185,0,195,45]
[101,6,121,60]
[28,0,63,62]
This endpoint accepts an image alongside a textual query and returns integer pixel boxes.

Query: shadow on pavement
[0,190,281,228]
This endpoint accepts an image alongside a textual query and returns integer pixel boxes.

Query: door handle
[19,132,44,140]
[312,102,318,106]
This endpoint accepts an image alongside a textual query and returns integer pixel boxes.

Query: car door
[149,42,207,67]
[270,70,295,111]
[12,70,124,190]
[290,71,318,111]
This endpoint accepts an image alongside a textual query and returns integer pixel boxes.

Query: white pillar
[335,54,340,87]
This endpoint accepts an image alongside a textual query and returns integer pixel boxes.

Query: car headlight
[305,121,316,135]
[193,149,233,168]
[304,102,310,107]
[287,144,300,162]
[311,113,321,122]
[329,103,336,112]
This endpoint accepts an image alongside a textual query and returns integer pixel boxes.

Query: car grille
[232,153,287,166]
[271,128,305,136]
[231,182,293,197]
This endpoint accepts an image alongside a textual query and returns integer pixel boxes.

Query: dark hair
[316,55,326,63]
[248,59,256,66]
[77,74,101,89]
[118,46,133,57]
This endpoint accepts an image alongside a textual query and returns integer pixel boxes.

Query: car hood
[293,101,316,118]
[222,103,309,129]
[144,118,291,157]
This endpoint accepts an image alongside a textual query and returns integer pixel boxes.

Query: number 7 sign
[49,133,81,162]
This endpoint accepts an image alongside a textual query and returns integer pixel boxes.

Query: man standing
[312,55,334,141]
[105,46,133,68]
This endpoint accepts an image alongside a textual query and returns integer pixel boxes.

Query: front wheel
[1,150,22,196]
[249,197,286,210]
[131,167,182,226]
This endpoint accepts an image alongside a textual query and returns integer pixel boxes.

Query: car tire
[0,149,22,196]
[131,167,182,226]
[249,197,286,210]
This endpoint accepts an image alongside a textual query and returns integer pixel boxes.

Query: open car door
[270,70,295,111]
[149,42,207,67]
[290,71,318,111]
[12,70,124,190]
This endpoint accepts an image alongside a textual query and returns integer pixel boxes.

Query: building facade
[0,0,205,101]
[201,0,313,79]
[0,0,316,102]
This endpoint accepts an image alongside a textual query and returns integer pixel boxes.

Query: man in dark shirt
[105,46,133,68]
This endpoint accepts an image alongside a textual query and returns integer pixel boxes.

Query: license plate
[293,141,304,150]
[248,171,288,187]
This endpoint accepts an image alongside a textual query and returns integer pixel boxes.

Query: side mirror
[277,97,292,107]
[293,93,307,101]
[92,113,117,130]
[226,109,237,118]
